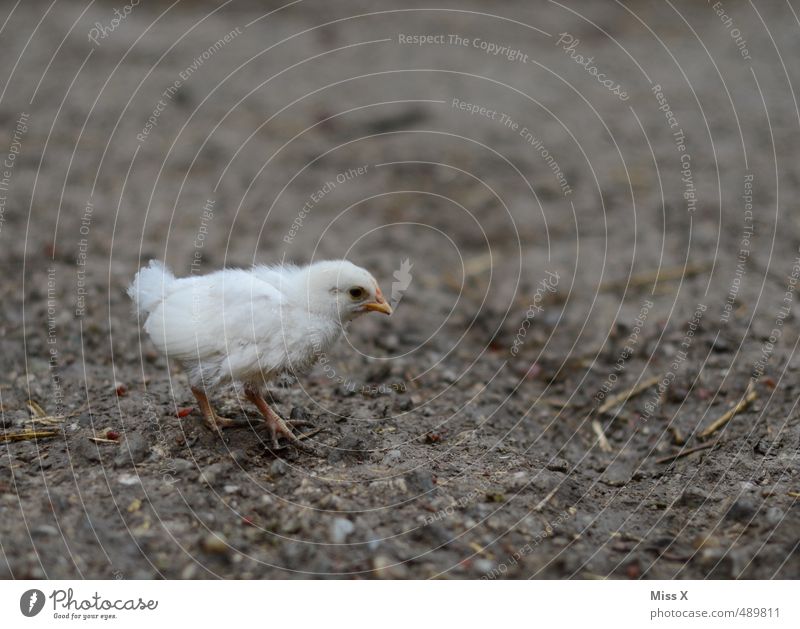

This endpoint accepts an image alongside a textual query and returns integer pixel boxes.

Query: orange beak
[363,286,393,315]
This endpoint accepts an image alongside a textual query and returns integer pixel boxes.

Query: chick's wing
[143,269,286,361]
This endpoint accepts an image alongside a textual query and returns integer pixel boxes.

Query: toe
[262,414,319,454]
[268,425,281,450]
[286,419,313,428]
[277,423,299,442]
[207,415,247,431]
[203,416,223,432]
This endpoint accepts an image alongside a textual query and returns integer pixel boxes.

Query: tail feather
[127,260,176,316]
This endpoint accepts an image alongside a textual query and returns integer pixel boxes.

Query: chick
[128,259,392,449]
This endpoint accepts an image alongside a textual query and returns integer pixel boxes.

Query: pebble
[329,517,355,544]
[441,369,458,383]
[373,555,408,578]
[711,337,730,353]
[181,564,197,579]
[379,334,399,351]
[228,448,249,465]
[529,469,561,491]
[319,493,344,509]
[199,463,228,486]
[405,469,435,493]
[667,387,689,403]
[118,473,141,486]
[394,395,414,411]
[115,434,150,466]
[392,478,408,493]
[75,439,102,463]
[289,407,309,421]
[170,458,194,474]
[678,487,710,508]
[201,532,229,554]
[270,459,288,476]
[473,558,494,574]
[505,471,529,490]
[725,496,758,522]
[753,439,771,455]
[281,518,302,534]
[31,524,59,537]
[365,531,381,551]
[600,462,631,487]
[764,506,784,526]
[381,449,403,466]
[545,458,570,473]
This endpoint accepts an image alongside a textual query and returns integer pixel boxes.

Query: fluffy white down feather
[128,259,389,390]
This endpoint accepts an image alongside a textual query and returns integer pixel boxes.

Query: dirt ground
[1,0,799,579]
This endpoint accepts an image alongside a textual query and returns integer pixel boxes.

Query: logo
[20,589,45,617]
[390,258,413,310]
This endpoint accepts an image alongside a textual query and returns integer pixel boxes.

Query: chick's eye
[348,287,365,300]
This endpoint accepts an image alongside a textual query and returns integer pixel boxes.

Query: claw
[245,388,320,454]
[286,419,313,428]
[265,414,319,454]
[192,387,245,436]
[190,387,320,454]
[205,415,247,431]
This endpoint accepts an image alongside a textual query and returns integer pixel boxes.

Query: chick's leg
[191,386,240,432]
[244,388,311,450]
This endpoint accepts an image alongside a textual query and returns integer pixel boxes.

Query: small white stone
[329,517,355,544]
[118,473,141,486]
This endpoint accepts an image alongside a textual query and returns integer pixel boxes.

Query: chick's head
[300,260,392,321]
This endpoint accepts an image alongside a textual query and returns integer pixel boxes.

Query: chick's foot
[245,388,317,454]
[191,386,245,434]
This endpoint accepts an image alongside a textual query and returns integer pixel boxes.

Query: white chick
[128,259,392,449]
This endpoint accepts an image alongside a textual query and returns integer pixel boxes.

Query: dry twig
[591,419,613,453]
[0,430,59,443]
[27,416,66,426]
[26,400,48,417]
[296,427,325,441]
[670,426,686,446]
[597,375,660,415]
[462,252,494,277]
[25,401,87,425]
[533,484,560,512]
[655,440,719,464]
[600,262,712,292]
[698,383,757,440]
